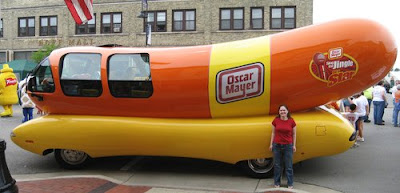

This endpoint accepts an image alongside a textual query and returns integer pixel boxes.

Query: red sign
[5,78,17,86]
[310,48,358,87]
[216,63,264,103]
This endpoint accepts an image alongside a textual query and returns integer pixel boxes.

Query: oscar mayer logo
[216,63,264,104]
[5,78,17,86]
[310,47,358,87]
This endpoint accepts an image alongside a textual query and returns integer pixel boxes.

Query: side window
[108,54,153,98]
[60,53,102,97]
[29,58,55,93]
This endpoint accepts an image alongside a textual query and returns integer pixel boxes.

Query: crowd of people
[338,80,400,148]
[269,80,400,189]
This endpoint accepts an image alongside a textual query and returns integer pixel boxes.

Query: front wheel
[239,158,274,178]
[55,149,91,169]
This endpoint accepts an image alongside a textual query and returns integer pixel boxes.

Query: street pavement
[2,94,400,193]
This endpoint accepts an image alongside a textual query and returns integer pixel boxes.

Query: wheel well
[43,149,54,155]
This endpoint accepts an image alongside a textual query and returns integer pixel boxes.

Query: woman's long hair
[276,104,291,119]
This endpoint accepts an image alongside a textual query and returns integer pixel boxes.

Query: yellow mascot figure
[0,64,18,117]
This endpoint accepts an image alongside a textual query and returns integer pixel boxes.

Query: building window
[270,6,296,29]
[0,52,6,63]
[145,11,166,32]
[108,54,153,98]
[251,7,264,29]
[40,16,57,36]
[76,14,96,34]
[60,53,102,97]
[14,51,33,60]
[0,19,3,37]
[220,8,244,30]
[172,10,195,31]
[18,17,35,37]
[101,13,122,33]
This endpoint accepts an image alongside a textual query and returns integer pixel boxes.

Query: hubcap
[60,149,88,165]
[247,158,274,173]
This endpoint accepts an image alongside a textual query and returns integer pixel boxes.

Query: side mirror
[27,75,36,92]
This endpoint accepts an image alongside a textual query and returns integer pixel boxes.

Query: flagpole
[143,0,149,47]
[138,0,150,47]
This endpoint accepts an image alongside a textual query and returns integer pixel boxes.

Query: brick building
[0,0,313,63]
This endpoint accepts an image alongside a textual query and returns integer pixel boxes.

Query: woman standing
[269,105,297,189]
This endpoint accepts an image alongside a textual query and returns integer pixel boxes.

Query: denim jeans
[373,101,385,124]
[393,99,397,124]
[272,143,293,186]
[394,108,400,126]
[366,99,372,120]
[22,108,33,123]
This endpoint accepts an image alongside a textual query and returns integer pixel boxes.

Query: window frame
[107,53,153,98]
[18,17,35,37]
[28,57,55,93]
[219,8,244,30]
[40,15,58,36]
[172,9,196,31]
[0,52,7,63]
[59,53,103,97]
[0,19,3,38]
[144,10,167,32]
[14,51,33,60]
[250,7,264,30]
[76,14,96,34]
[270,6,296,29]
[101,12,122,34]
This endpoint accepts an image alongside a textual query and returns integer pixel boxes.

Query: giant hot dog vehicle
[11,19,397,178]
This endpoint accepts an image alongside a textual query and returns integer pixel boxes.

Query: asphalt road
[1,99,399,193]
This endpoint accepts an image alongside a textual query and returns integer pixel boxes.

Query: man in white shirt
[372,81,387,125]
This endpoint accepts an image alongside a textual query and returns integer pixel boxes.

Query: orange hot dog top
[29,19,397,118]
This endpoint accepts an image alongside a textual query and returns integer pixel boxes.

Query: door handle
[31,93,44,101]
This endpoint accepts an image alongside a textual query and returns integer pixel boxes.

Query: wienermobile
[11,19,397,178]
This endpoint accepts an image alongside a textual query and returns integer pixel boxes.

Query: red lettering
[226,85,235,94]
[227,75,234,84]
[235,76,239,83]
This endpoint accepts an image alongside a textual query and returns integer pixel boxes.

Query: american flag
[64,0,94,25]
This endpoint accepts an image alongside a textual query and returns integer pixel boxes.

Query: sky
[314,0,400,68]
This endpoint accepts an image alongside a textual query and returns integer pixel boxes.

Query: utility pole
[138,0,151,46]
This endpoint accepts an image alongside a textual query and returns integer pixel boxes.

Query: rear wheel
[55,149,91,169]
[239,158,274,178]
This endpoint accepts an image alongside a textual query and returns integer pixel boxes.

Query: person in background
[341,104,363,148]
[393,85,400,127]
[390,80,400,124]
[19,79,35,122]
[372,81,387,125]
[341,97,352,112]
[352,93,369,142]
[363,87,373,123]
[269,105,296,189]
[0,64,18,117]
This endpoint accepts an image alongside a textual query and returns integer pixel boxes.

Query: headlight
[349,130,356,141]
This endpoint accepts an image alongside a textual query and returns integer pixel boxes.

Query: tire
[239,158,274,178]
[54,149,91,169]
